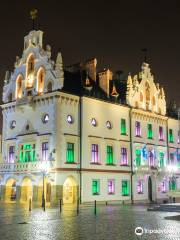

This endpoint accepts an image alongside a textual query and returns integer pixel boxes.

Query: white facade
[0,30,180,206]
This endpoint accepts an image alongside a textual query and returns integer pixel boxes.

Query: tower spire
[30,9,38,30]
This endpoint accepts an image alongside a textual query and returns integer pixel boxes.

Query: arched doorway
[5,179,17,202]
[148,176,153,202]
[63,177,77,204]
[20,177,33,203]
[37,178,51,205]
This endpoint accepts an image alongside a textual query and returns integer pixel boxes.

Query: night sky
[0,0,179,106]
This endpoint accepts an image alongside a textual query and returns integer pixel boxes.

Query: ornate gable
[126,62,166,115]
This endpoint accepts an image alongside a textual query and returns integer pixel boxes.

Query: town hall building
[0,29,179,206]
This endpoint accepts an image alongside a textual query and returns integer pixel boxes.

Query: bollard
[94,200,97,215]
[29,198,32,212]
[77,198,79,215]
[60,199,62,212]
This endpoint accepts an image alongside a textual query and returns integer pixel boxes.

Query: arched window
[37,67,45,94]
[47,81,52,93]
[152,96,156,106]
[26,54,35,88]
[140,92,143,102]
[16,75,23,99]
[145,82,150,102]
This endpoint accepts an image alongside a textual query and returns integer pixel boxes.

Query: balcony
[0,161,54,173]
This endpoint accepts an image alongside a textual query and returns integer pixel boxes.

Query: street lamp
[39,161,50,211]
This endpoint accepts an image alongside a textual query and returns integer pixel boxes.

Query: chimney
[98,69,113,97]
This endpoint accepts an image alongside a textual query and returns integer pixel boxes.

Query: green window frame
[159,152,164,167]
[147,124,153,139]
[19,144,36,162]
[106,146,113,165]
[169,129,174,143]
[66,142,74,163]
[122,180,130,196]
[121,119,126,135]
[135,149,141,167]
[169,179,176,191]
[92,180,100,195]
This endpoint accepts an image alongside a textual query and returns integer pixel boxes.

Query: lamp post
[39,161,50,211]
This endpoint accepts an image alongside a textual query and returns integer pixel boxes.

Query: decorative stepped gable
[126,62,166,115]
[3,30,64,104]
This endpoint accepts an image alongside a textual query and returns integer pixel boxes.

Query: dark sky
[0,0,180,105]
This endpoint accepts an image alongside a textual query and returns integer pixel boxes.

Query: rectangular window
[169,179,176,191]
[148,151,155,167]
[121,147,128,165]
[66,142,74,163]
[161,180,167,193]
[159,152,164,168]
[135,149,141,167]
[147,124,153,139]
[92,180,100,195]
[19,144,36,162]
[169,153,174,165]
[177,153,180,168]
[42,142,49,161]
[159,126,164,141]
[122,180,130,196]
[169,129,174,143]
[106,146,113,165]
[178,130,180,144]
[108,180,115,194]
[135,121,141,137]
[137,179,143,194]
[91,144,99,163]
[8,146,15,163]
[121,119,126,135]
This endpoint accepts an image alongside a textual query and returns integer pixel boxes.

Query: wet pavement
[0,203,180,240]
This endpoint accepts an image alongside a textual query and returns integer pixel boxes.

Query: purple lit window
[42,142,49,161]
[148,151,155,166]
[161,180,167,193]
[137,179,143,194]
[121,148,128,165]
[135,121,141,137]
[8,146,15,163]
[169,153,174,164]
[159,126,164,141]
[108,180,115,194]
[91,144,99,163]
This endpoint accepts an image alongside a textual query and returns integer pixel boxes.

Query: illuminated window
[66,142,74,163]
[135,121,141,137]
[26,54,35,88]
[19,144,36,162]
[140,92,143,102]
[10,120,16,129]
[159,152,165,167]
[169,129,174,143]
[148,150,155,167]
[169,178,176,191]
[137,179,143,194]
[108,180,115,194]
[91,144,99,163]
[169,153,174,165]
[92,180,100,195]
[106,146,113,165]
[37,67,45,94]
[161,180,167,193]
[121,147,128,165]
[42,114,49,124]
[8,146,15,163]
[152,96,156,106]
[122,180,130,196]
[147,124,153,139]
[67,115,73,124]
[42,142,49,161]
[16,75,23,99]
[159,126,164,141]
[135,149,141,167]
[121,119,126,135]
